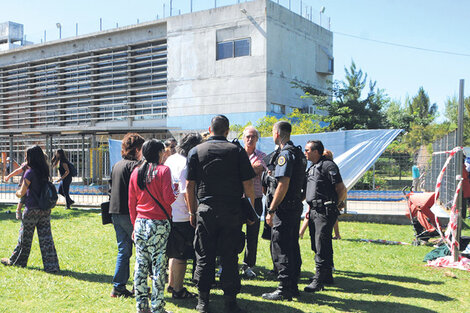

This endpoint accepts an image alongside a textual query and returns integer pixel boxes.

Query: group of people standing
[1,114,346,313]
[108,115,346,313]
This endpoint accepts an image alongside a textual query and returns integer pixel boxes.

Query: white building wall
[266,1,333,115]
[166,0,268,130]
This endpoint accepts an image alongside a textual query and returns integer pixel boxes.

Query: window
[234,39,250,57]
[217,41,233,60]
[328,58,334,73]
[217,38,250,60]
[271,103,285,114]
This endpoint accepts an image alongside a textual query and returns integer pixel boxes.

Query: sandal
[172,287,197,299]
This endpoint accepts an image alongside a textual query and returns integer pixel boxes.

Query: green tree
[297,61,389,130]
[384,100,414,132]
[444,95,470,146]
[231,109,323,139]
[407,87,437,127]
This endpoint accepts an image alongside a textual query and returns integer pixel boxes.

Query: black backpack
[67,162,77,177]
[32,180,58,210]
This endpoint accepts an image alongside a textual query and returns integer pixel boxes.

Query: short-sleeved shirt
[23,168,43,209]
[305,156,343,205]
[165,153,190,222]
[248,149,267,199]
[274,141,305,200]
[186,136,255,203]
[18,162,29,186]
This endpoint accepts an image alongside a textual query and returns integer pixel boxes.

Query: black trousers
[309,208,338,276]
[193,201,243,295]
[271,200,303,289]
[58,176,73,207]
[243,197,263,268]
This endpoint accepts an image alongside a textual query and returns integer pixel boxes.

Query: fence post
[454,79,465,261]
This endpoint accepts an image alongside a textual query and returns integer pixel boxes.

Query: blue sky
[2,0,469,120]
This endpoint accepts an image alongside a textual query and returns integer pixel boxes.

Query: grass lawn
[0,205,469,313]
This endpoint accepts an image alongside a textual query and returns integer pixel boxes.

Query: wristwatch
[268,208,276,215]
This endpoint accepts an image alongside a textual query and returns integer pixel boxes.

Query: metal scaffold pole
[454,79,465,261]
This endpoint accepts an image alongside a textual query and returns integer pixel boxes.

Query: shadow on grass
[335,270,444,286]
[330,276,451,301]
[0,210,18,221]
[303,294,438,313]
[167,293,306,313]
[28,266,113,284]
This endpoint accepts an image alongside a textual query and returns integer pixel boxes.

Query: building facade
[0,0,332,181]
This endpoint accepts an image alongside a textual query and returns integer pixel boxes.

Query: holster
[310,200,339,217]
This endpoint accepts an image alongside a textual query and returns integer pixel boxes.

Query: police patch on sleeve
[278,156,286,166]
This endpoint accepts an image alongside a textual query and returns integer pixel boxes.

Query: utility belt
[309,199,339,217]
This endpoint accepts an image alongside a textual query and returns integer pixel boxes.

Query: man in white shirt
[165,133,202,299]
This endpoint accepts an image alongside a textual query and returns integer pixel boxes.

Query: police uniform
[186,135,255,297]
[268,141,306,296]
[305,155,343,290]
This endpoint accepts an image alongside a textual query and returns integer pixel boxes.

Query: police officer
[262,121,306,301]
[303,140,347,292]
[186,115,255,313]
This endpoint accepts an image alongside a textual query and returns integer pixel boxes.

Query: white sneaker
[243,266,257,278]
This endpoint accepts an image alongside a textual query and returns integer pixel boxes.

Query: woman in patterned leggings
[1,145,60,273]
[128,139,178,313]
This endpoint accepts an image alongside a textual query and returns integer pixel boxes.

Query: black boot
[305,269,324,292]
[262,282,292,301]
[304,279,324,292]
[224,295,246,313]
[323,267,334,285]
[196,291,210,313]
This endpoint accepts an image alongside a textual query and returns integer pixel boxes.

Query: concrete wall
[0,22,167,66]
[0,0,333,133]
[266,1,333,114]
[166,0,268,130]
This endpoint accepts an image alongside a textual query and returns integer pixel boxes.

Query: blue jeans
[112,214,134,290]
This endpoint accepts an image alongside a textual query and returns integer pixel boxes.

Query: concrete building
[0,0,332,181]
[0,21,32,51]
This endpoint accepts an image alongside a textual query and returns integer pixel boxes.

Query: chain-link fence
[352,152,415,191]
[423,130,460,208]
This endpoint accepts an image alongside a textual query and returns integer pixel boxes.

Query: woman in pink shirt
[128,139,178,313]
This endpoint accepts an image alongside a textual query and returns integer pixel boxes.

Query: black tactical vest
[195,139,244,201]
[282,143,307,200]
[305,157,338,205]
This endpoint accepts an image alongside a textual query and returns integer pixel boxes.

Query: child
[4,161,29,220]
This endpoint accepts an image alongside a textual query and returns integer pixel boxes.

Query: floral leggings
[134,218,170,313]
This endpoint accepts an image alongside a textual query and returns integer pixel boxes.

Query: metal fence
[0,181,108,207]
[352,152,415,191]
[423,130,459,208]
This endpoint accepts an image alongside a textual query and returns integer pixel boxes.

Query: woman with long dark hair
[52,149,74,209]
[109,133,144,298]
[1,145,60,273]
[128,139,178,313]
